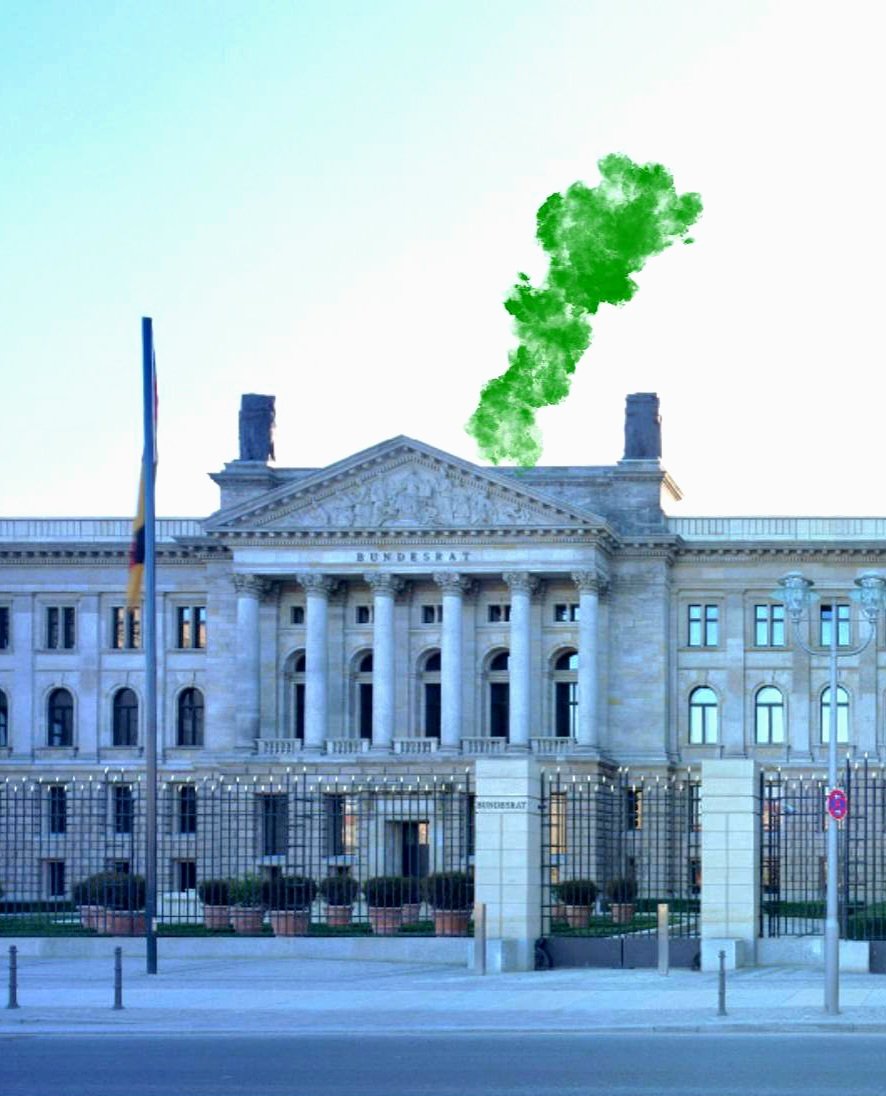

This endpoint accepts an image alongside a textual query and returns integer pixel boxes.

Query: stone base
[472,938,534,972]
[701,938,750,971]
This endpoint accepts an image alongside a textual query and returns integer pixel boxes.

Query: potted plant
[198,878,231,930]
[72,871,114,933]
[318,874,360,927]
[400,875,423,924]
[363,876,406,935]
[229,875,265,934]
[555,879,598,929]
[104,872,146,936]
[606,877,638,924]
[422,871,473,936]
[262,875,317,936]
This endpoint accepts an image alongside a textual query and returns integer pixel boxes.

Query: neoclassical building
[3,391,886,775]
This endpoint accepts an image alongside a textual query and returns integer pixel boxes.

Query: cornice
[0,546,228,566]
[674,541,886,563]
[211,529,620,550]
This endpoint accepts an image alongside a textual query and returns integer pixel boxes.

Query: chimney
[238,394,276,462]
[622,393,661,462]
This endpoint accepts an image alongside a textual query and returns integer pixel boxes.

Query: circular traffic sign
[826,787,848,821]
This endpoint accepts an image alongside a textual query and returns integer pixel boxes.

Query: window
[689,857,702,895]
[553,650,578,738]
[108,859,130,875]
[488,650,510,738]
[286,652,306,740]
[111,606,141,649]
[45,860,65,898]
[821,685,849,743]
[325,794,357,856]
[113,785,133,835]
[179,785,197,835]
[754,604,785,647]
[46,606,76,649]
[487,604,511,623]
[289,605,305,625]
[47,688,74,747]
[755,686,785,744]
[820,604,850,647]
[355,605,373,625]
[688,686,718,744]
[421,604,443,624]
[176,606,206,649]
[0,689,7,747]
[762,856,781,894]
[688,604,718,647]
[49,785,67,835]
[176,860,197,891]
[549,791,568,854]
[176,688,204,747]
[626,788,643,831]
[112,688,139,747]
[0,606,9,649]
[260,794,288,856]
[762,801,781,832]
[356,652,373,740]
[554,603,580,622]
[421,651,441,738]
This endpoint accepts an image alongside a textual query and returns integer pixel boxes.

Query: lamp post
[773,570,886,1015]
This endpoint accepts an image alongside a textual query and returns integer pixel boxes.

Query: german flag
[126,467,147,608]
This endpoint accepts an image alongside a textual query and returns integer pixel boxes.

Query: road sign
[826,787,848,821]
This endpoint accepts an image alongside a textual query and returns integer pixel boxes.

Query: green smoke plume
[466,154,703,465]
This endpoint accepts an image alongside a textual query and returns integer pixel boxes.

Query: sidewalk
[5,953,886,1035]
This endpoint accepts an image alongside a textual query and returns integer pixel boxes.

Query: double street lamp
[773,570,886,1015]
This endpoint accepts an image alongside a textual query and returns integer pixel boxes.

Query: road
[3,1032,885,1095]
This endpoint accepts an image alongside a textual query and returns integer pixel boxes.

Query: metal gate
[540,769,701,969]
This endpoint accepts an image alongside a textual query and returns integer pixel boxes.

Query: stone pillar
[297,574,338,751]
[232,575,268,749]
[473,756,542,971]
[365,573,403,752]
[700,759,760,969]
[504,572,536,749]
[77,595,100,760]
[572,572,600,753]
[434,572,472,752]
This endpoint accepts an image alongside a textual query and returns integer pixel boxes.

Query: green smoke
[466,153,703,465]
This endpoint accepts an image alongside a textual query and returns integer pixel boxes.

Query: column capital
[503,571,540,596]
[296,573,341,598]
[433,571,474,596]
[571,571,601,595]
[231,574,273,598]
[364,572,405,596]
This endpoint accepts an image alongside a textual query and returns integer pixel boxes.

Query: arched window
[553,649,578,738]
[688,686,718,745]
[821,685,849,744]
[283,651,306,740]
[356,652,373,740]
[421,650,441,739]
[487,650,510,739]
[47,688,74,747]
[177,688,204,747]
[112,688,139,747]
[755,686,785,745]
[0,689,7,748]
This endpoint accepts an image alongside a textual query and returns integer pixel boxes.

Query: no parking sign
[826,787,848,821]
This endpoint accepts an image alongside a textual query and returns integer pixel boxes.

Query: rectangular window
[421,604,443,624]
[46,860,65,898]
[179,785,197,835]
[626,788,643,831]
[176,860,197,891]
[111,606,141,649]
[260,794,288,856]
[424,682,441,738]
[487,604,511,623]
[108,859,130,875]
[820,604,850,647]
[113,785,133,835]
[0,606,9,649]
[762,856,781,894]
[290,605,305,625]
[754,603,785,647]
[549,791,568,855]
[355,605,373,624]
[762,801,781,832]
[49,785,67,835]
[553,603,580,622]
[46,606,76,649]
[689,857,701,895]
[688,604,718,647]
[176,606,207,649]
[325,794,357,856]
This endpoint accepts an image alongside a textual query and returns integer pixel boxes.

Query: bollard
[717,949,727,1016]
[473,902,486,976]
[7,946,19,1009]
[113,947,124,1010]
[657,903,669,976]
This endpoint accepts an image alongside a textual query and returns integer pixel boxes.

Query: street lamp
[772,570,886,1015]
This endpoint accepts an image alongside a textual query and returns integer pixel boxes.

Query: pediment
[206,437,607,535]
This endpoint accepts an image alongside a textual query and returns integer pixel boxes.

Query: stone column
[365,573,403,752]
[572,572,601,753]
[504,572,537,750]
[434,572,472,752]
[232,575,268,749]
[297,574,338,752]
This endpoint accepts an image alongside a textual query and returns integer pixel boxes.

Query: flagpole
[142,316,158,975]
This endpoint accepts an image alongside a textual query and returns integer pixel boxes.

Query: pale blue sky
[2,1,884,517]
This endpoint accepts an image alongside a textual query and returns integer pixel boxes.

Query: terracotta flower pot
[433,909,470,937]
[230,907,264,934]
[564,904,591,929]
[368,907,403,935]
[203,904,231,930]
[107,911,146,936]
[401,902,422,925]
[325,904,353,927]
[610,903,635,925]
[78,905,105,931]
[269,910,310,936]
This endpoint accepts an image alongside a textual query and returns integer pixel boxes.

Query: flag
[127,350,157,608]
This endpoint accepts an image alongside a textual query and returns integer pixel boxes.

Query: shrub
[606,877,638,903]
[72,871,125,906]
[229,876,264,908]
[422,871,474,911]
[261,875,317,910]
[318,875,360,906]
[555,879,598,906]
[197,879,231,906]
[101,872,146,912]
[400,876,422,904]
[363,876,407,908]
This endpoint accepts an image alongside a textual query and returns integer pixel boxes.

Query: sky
[2,1,884,519]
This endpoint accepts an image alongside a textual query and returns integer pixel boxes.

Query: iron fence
[0,770,474,937]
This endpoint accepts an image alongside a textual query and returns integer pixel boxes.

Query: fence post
[7,946,19,1009]
[113,947,124,1010]
[657,903,669,975]
[473,902,487,975]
